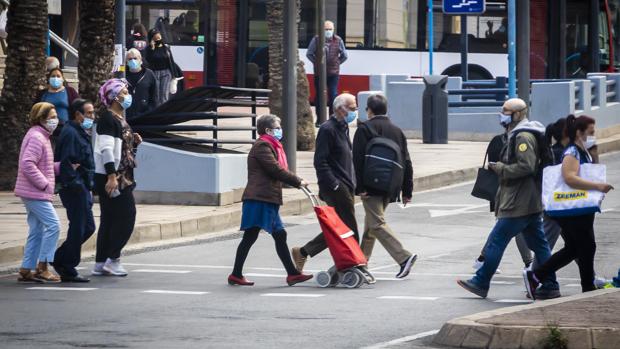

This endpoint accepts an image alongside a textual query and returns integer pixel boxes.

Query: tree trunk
[0,0,48,190]
[78,0,116,105]
[266,0,315,151]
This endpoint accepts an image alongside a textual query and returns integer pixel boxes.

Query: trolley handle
[300,186,320,207]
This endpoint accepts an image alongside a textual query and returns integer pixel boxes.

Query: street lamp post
[507,0,516,98]
[283,0,298,173]
[114,0,126,79]
[316,0,327,125]
[517,0,530,104]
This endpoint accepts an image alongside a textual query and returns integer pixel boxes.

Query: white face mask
[44,118,59,133]
[585,135,597,149]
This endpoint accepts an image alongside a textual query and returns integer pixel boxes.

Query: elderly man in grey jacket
[457,98,560,300]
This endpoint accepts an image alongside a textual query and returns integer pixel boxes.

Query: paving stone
[591,328,620,349]
[461,325,494,349]
[489,327,523,349]
[564,328,592,349]
[520,328,548,349]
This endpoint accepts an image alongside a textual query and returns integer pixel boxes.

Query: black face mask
[155,39,163,45]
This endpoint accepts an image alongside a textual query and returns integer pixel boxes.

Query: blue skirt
[240,200,284,234]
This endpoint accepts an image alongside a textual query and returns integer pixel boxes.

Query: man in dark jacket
[306,20,348,117]
[125,48,158,120]
[352,94,416,279]
[292,93,358,271]
[52,99,96,282]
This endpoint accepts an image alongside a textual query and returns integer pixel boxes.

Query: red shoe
[228,274,254,286]
[286,273,313,286]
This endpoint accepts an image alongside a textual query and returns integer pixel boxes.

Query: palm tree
[266,0,315,151]
[0,0,48,189]
[78,0,116,105]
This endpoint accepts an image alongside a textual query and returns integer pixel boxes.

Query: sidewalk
[433,288,620,349]
[1,130,619,268]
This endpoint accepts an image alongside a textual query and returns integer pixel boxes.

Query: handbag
[471,151,499,202]
[542,163,606,217]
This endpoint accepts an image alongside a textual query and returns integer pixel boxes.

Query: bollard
[422,75,449,144]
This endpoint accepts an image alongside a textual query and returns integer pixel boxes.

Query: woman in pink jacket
[15,102,62,282]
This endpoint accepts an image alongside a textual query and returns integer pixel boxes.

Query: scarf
[259,134,288,171]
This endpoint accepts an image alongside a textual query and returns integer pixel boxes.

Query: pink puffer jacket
[14,125,60,201]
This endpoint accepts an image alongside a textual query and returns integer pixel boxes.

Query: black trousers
[303,185,358,257]
[94,175,137,263]
[54,185,96,276]
[534,213,596,292]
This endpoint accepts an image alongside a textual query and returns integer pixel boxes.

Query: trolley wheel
[342,270,361,289]
[316,271,332,288]
[353,268,368,287]
[327,265,340,287]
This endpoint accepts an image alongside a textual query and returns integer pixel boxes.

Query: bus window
[566,0,591,77]
[126,3,203,45]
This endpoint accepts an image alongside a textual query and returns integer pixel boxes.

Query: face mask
[498,112,512,126]
[49,77,63,89]
[585,135,597,149]
[325,30,334,39]
[345,110,357,124]
[44,118,59,133]
[81,118,94,130]
[155,39,163,45]
[127,59,141,71]
[119,94,132,110]
[272,128,283,141]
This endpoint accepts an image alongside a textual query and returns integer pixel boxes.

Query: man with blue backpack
[352,94,417,279]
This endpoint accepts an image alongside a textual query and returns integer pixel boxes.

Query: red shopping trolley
[302,187,374,288]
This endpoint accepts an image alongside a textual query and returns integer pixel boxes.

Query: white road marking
[374,277,405,281]
[361,329,440,349]
[261,293,325,298]
[494,299,533,304]
[245,273,286,278]
[143,290,209,295]
[601,208,615,213]
[27,287,97,291]
[429,204,488,218]
[491,281,516,285]
[369,264,398,271]
[564,284,581,287]
[133,269,192,274]
[116,263,321,273]
[377,296,439,301]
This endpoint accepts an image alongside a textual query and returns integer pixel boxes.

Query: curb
[432,288,620,349]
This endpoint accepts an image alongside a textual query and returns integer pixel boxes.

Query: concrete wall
[134,142,247,206]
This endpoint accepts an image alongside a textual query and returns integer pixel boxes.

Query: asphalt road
[1,152,619,349]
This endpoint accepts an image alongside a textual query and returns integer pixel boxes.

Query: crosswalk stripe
[261,293,325,298]
[564,284,581,287]
[377,296,438,301]
[374,277,405,281]
[27,287,97,291]
[143,290,209,295]
[132,269,192,274]
[494,299,533,304]
[245,273,286,278]
[491,281,516,285]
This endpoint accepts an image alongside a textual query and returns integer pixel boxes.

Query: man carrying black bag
[353,94,417,279]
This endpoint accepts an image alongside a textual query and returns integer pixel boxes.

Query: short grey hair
[257,114,281,135]
[332,93,355,111]
[126,48,142,62]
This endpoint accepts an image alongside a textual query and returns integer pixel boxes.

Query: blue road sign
[443,0,485,14]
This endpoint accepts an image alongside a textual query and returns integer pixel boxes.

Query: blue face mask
[49,77,63,89]
[345,110,358,124]
[81,118,94,130]
[325,29,334,39]
[272,128,283,141]
[127,59,141,71]
[119,94,133,110]
[498,112,512,126]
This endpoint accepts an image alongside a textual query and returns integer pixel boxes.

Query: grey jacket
[493,119,546,218]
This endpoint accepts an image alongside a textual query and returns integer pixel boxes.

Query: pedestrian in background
[127,23,148,58]
[457,98,560,299]
[92,79,142,277]
[52,99,96,283]
[292,93,359,272]
[125,48,158,120]
[145,28,180,106]
[45,56,60,72]
[353,94,417,279]
[228,114,313,287]
[15,102,61,283]
[526,115,614,295]
[37,68,80,131]
[306,20,348,120]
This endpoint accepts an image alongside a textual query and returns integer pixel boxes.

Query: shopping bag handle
[300,186,320,207]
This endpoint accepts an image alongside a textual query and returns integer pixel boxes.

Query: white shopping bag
[542,163,606,217]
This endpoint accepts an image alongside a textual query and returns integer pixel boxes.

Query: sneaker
[103,258,128,277]
[457,279,488,298]
[291,247,307,272]
[286,273,313,286]
[472,259,484,271]
[396,254,418,279]
[594,277,609,289]
[91,262,108,276]
[523,270,540,300]
[535,287,561,300]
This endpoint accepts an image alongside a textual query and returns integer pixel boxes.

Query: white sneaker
[91,262,108,276]
[103,258,128,277]
[472,259,484,270]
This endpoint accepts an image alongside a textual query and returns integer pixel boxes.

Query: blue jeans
[472,213,559,290]
[314,74,339,115]
[21,198,61,269]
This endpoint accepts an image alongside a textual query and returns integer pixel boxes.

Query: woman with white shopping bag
[524,115,613,295]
